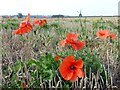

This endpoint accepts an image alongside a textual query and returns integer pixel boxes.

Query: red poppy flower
[13,13,32,35]
[59,56,84,82]
[25,13,30,22]
[60,33,85,50]
[21,82,27,89]
[13,22,32,34]
[33,19,47,26]
[39,19,47,26]
[54,55,62,61]
[33,18,40,25]
[108,34,117,39]
[96,30,109,39]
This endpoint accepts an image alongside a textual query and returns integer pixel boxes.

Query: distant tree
[17,13,23,18]
[51,15,64,18]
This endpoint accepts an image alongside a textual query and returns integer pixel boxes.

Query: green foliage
[50,23,59,28]
[74,19,80,22]
[42,23,50,29]
[92,19,117,30]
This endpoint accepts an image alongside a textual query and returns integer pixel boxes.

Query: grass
[1,17,119,89]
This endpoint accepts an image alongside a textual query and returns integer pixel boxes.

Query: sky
[0,0,119,16]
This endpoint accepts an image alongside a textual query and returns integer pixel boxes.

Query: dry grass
[1,17,119,89]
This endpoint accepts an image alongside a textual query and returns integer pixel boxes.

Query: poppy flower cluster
[56,33,85,82]
[13,13,47,35]
[54,55,62,61]
[96,30,117,39]
[60,33,85,50]
[59,56,84,82]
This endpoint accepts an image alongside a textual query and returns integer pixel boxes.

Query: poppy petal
[20,28,26,34]
[59,65,73,80]
[59,56,75,80]
[69,71,78,82]
[76,68,84,78]
[96,30,109,39]
[60,56,74,71]
[21,28,28,33]
[27,23,32,30]
[71,41,85,50]
[66,33,79,40]
[33,18,40,25]
[39,20,47,26]
[20,21,27,28]
[108,34,117,39]
[60,39,67,47]
[26,13,30,22]
[62,56,75,64]
[39,22,44,26]
[13,29,21,34]
[19,22,32,34]
[42,19,47,23]
[74,60,84,68]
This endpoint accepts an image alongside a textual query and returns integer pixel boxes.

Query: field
[0,16,119,89]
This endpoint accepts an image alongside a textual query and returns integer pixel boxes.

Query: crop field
[0,15,119,89]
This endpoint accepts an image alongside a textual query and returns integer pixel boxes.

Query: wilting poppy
[25,13,30,23]
[33,18,40,25]
[60,33,85,50]
[96,30,109,39]
[21,82,27,89]
[59,56,84,82]
[108,34,117,39]
[39,19,47,26]
[13,23,32,34]
[54,55,62,61]
[33,19,47,27]
[13,13,32,35]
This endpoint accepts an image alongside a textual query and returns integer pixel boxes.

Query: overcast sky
[0,0,119,16]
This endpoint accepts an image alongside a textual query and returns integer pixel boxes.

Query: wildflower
[59,56,84,82]
[39,19,47,26]
[21,82,27,89]
[96,30,117,39]
[13,13,32,35]
[33,19,47,26]
[96,30,109,39]
[54,55,62,61]
[25,13,30,22]
[108,34,117,39]
[33,18,40,25]
[60,33,85,50]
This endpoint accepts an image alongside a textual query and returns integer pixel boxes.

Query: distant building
[79,11,82,17]
[17,13,23,18]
